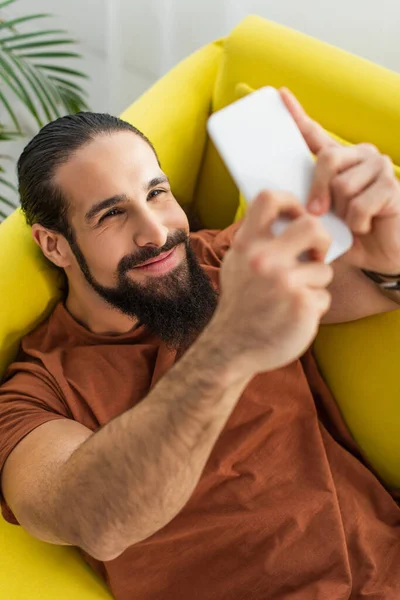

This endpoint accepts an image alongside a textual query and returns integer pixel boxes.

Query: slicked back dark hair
[17,112,160,242]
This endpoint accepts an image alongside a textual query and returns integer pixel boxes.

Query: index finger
[279,87,339,155]
[233,190,306,251]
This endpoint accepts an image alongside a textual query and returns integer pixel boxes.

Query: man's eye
[99,208,123,223]
[148,189,165,200]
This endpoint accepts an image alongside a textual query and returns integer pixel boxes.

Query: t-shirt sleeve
[0,359,71,525]
[190,220,243,267]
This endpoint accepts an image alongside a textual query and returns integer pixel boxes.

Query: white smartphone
[207,86,353,264]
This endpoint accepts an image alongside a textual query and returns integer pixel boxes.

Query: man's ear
[31,223,72,268]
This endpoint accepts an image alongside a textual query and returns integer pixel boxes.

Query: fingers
[247,213,332,273]
[279,87,338,155]
[307,143,380,214]
[290,261,334,289]
[233,190,306,252]
[344,177,394,234]
[331,155,383,219]
[309,289,332,317]
[277,213,333,263]
[247,247,333,314]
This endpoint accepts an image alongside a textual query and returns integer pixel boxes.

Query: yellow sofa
[1,14,400,599]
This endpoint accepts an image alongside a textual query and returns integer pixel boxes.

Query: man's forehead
[54,131,161,214]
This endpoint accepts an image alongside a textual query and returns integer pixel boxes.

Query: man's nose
[133,208,169,248]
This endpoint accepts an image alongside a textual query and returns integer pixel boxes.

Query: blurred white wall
[0,0,399,214]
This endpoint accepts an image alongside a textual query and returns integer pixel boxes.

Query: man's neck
[65,287,140,336]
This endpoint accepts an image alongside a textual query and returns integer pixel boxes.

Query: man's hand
[279,87,400,275]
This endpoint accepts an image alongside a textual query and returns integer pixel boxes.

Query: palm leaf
[48,75,88,97]
[0,4,90,218]
[0,29,66,44]
[58,86,90,112]
[24,61,64,119]
[18,51,82,59]
[33,64,89,78]
[0,174,16,191]
[0,89,20,130]
[8,53,55,121]
[0,192,17,209]
[0,205,10,219]
[0,52,43,126]
[3,39,76,51]
[0,14,50,32]
[0,0,17,9]
[0,32,88,127]
[0,128,20,141]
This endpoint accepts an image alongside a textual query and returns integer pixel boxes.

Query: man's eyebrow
[145,175,170,191]
[84,176,170,225]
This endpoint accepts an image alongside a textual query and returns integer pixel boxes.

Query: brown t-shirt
[1,223,400,600]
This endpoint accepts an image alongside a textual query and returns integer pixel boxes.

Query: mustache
[118,229,189,273]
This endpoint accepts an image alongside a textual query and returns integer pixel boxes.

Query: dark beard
[67,228,219,350]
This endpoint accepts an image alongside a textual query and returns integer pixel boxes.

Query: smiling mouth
[131,246,180,275]
[135,247,176,268]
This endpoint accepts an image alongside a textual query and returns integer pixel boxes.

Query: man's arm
[37,321,252,561]
[320,256,400,325]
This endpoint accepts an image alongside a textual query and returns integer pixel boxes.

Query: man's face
[53,131,218,348]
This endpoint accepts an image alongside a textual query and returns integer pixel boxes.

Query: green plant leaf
[57,85,86,103]
[0,0,16,10]
[19,51,82,59]
[9,55,54,121]
[34,63,89,78]
[4,38,76,51]
[0,6,90,165]
[2,53,88,123]
[0,52,30,101]
[48,75,88,96]
[0,52,43,127]
[0,89,21,131]
[0,193,17,209]
[58,86,90,112]
[30,61,89,116]
[25,61,63,120]
[0,29,66,45]
[0,128,20,141]
[0,174,17,191]
[0,14,50,33]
